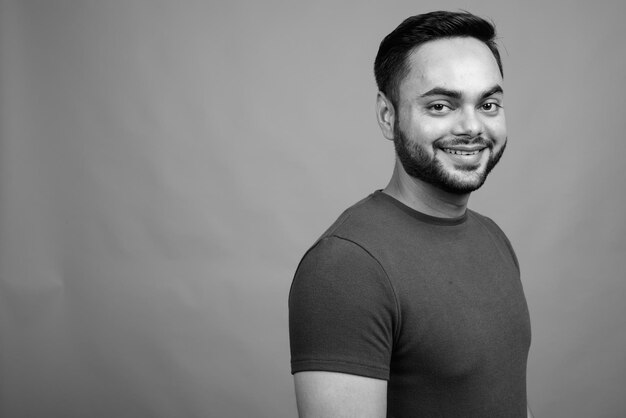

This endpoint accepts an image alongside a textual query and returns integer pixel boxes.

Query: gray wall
[1,1,624,417]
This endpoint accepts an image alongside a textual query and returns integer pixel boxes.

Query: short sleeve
[288,236,397,380]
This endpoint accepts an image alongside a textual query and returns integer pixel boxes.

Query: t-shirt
[289,191,531,417]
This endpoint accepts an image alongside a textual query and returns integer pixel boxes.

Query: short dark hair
[374,11,503,108]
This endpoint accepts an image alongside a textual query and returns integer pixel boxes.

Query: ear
[376,92,395,141]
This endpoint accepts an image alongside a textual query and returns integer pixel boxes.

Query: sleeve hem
[291,359,390,380]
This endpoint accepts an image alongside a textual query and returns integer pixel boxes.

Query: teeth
[444,148,480,156]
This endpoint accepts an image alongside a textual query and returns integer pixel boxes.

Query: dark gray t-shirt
[289,191,531,417]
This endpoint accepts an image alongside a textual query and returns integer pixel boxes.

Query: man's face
[393,37,507,194]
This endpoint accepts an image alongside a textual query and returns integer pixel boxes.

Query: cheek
[486,117,507,142]
[406,118,448,145]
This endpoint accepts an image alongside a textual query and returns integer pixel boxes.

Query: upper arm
[289,237,397,378]
[289,237,395,417]
[294,371,387,418]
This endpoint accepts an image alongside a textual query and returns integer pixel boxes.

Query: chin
[430,162,486,194]
[436,178,487,195]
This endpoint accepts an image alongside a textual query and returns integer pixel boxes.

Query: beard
[393,122,506,195]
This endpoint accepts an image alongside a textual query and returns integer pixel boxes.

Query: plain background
[1,1,625,417]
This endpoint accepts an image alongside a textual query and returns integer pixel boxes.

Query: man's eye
[429,104,450,113]
[481,103,500,113]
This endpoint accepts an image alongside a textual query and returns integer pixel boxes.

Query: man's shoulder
[466,208,519,270]
[293,192,395,271]
[314,191,404,246]
[320,193,382,235]
[466,208,507,236]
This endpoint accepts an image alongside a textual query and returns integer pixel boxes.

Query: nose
[452,107,483,137]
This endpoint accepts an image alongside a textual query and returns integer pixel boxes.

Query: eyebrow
[419,85,504,100]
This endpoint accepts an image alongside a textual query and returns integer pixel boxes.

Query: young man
[289,11,532,418]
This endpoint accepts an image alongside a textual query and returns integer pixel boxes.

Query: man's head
[375,11,507,195]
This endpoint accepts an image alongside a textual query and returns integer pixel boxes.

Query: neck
[383,160,470,218]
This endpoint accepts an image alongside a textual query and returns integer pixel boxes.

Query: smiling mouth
[442,148,483,156]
